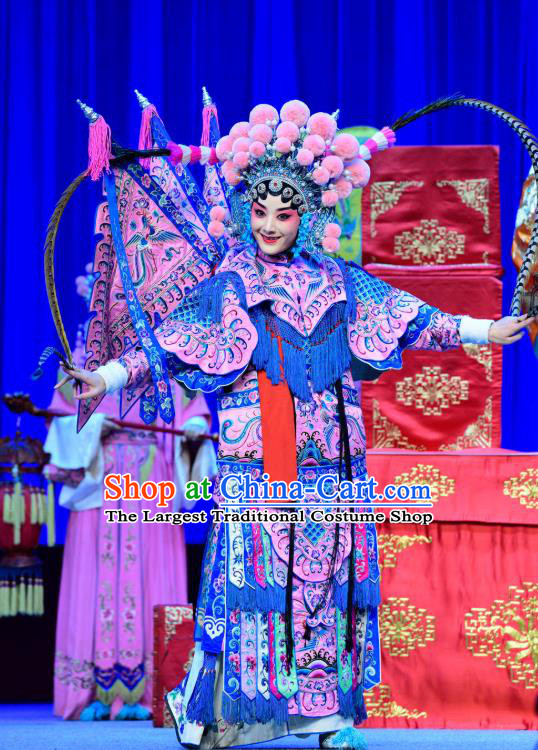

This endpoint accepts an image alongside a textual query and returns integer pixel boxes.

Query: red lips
[260,234,279,244]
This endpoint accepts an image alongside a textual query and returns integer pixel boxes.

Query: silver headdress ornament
[245,159,320,215]
[134,89,151,110]
[202,86,213,107]
[76,99,100,123]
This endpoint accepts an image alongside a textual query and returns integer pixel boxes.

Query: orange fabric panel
[257,367,297,496]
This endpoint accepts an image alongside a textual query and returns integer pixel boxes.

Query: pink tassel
[87,115,112,181]
[201,104,219,147]
[138,104,158,170]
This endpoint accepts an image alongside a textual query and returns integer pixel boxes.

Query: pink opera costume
[44,93,537,747]
[44,269,215,721]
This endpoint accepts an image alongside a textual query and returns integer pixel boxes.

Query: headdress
[166,99,395,254]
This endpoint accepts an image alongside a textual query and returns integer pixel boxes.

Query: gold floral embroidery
[462,343,493,382]
[378,533,432,570]
[392,464,455,504]
[379,596,436,656]
[364,683,427,718]
[369,180,424,237]
[164,605,194,646]
[464,582,538,689]
[394,219,465,263]
[440,397,492,449]
[503,469,538,511]
[437,178,490,233]
[396,366,469,416]
[371,400,427,450]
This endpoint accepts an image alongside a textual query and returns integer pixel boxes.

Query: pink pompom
[233,151,250,169]
[307,112,337,141]
[229,121,250,138]
[322,236,340,252]
[249,140,266,158]
[276,121,300,142]
[303,134,326,157]
[216,135,234,161]
[346,159,371,188]
[209,205,226,221]
[296,148,314,166]
[280,100,310,127]
[321,189,339,207]
[331,133,360,160]
[334,177,353,199]
[221,160,242,186]
[208,220,225,238]
[232,136,251,154]
[312,166,330,185]
[274,136,292,154]
[249,103,279,127]
[248,124,273,144]
[321,155,344,178]
[325,222,342,239]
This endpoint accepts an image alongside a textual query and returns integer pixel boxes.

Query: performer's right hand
[54,366,106,400]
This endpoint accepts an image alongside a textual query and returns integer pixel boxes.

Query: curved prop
[44,169,89,369]
[390,95,538,316]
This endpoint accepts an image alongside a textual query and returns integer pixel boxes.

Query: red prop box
[361,146,501,266]
[361,449,538,729]
[153,604,194,727]
[361,264,503,450]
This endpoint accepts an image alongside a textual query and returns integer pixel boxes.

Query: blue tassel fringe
[185,651,217,724]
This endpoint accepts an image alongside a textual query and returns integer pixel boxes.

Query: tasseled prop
[2,493,11,523]
[87,115,112,181]
[138,104,159,170]
[201,102,219,147]
[0,565,44,617]
[46,479,56,547]
[185,651,217,724]
[285,521,295,670]
[320,727,368,749]
[11,472,23,546]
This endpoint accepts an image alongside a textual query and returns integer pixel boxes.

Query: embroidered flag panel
[360,449,537,730]
[361,265,502,451]
[362,146,500,266]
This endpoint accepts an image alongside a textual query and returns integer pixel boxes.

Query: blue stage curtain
[0,0,536,539]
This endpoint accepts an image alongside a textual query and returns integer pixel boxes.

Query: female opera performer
[54,99,536,748]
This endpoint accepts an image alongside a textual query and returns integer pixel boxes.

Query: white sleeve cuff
[181,416,209,432]
[459,316,494,345]
[95,360,129,393]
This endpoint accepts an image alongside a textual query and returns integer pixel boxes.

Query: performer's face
[250,194,301,256]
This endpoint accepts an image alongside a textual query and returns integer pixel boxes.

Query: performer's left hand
[488,314,538,344]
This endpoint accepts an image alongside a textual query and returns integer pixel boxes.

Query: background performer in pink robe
[45,270,215,720]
